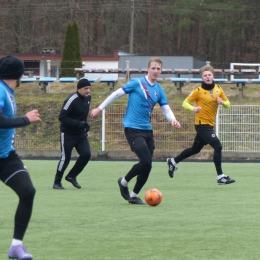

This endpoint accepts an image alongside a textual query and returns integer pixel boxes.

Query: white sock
[217,174,224,180]
[121,178,128,187]
[130,191,138,198]
[11,239,22,247]
[171,158,177,166]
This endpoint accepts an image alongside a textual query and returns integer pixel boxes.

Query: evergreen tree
[60,21,82,77]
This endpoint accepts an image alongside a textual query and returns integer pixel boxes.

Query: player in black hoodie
[53,78,91,189]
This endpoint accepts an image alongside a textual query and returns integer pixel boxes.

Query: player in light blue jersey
[91,57,181,205]
[0,55,41,260]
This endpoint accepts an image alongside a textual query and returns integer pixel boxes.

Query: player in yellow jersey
[167,65,235,185]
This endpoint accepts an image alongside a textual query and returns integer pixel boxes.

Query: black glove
[79,121,89,131]
[85,122,90,133]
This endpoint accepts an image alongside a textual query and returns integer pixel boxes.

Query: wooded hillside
[0,0,260,68]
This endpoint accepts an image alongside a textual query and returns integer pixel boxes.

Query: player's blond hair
[199,65,214,75]
[148,57,163,68]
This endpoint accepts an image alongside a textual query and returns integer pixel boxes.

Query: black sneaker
[217,175,235,185]
[65,176,81,189]
[167,158,178,178]
[53,182,65,189]
[117,178,130,200]
[128,197,147,205]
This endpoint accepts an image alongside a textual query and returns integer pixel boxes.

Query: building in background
[0,51,206,79]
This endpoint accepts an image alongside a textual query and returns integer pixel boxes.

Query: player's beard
[16,79,21,88]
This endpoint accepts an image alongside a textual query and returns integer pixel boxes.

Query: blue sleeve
[122,78,139,94]
[158,86,169,106]
[0,87,5,109]
[0,87,30,128]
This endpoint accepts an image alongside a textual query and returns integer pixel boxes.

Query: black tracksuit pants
[55,132,91,182]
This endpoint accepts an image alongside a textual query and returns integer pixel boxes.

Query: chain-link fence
[218,105,260,152]
[15,101,260,156]
[15,102,196,152]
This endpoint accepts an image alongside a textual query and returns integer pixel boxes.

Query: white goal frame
[230,63,260,80]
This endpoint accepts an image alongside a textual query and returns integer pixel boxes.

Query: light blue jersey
[0,80,16,158]
[122,77,169,130]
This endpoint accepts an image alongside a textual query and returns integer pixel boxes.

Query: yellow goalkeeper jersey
[183,84,230,126]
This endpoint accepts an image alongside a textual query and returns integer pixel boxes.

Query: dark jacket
[59,91,91,135]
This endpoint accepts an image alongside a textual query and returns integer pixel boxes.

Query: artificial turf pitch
[1,160,260,260]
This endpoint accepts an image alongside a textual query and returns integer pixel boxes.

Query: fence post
[126,61,130,81]
[47,60,51,92]
[216,106,220,137]
[237,83,244,98]
[101,109,106,151]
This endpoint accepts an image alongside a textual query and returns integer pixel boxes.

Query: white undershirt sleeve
[98,88,126,110]
[161,104,176,122]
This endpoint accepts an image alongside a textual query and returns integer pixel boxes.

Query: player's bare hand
[217,97,223,104]
[194,106,201,113]
[171,119,181,128]
[25,109,42,123]
[91,108,102,118]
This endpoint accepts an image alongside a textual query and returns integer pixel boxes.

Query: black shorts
[124,127,155,153]
[194,124,219,145]
[0,150,28,184]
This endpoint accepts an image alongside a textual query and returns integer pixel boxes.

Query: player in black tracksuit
[53,78,92,189]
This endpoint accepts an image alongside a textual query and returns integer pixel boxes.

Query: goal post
[230,63,260,80]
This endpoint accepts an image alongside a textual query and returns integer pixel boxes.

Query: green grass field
[1,160,260,260]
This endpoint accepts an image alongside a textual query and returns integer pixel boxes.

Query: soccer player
[91,57,181,204]
[167,65,235,185]
[0,55,41,260]
[53,78,92,189]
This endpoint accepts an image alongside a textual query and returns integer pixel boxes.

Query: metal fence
[15,103,260,154]
[217,105,260,152]
[98,104,196,152]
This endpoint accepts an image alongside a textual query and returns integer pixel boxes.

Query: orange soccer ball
[145,188,163,206]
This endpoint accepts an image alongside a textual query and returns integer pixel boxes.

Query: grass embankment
[16,79,260,106]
